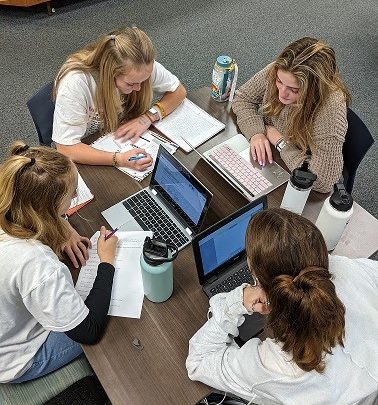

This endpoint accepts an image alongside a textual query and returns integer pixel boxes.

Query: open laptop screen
[193,197,266,284]
[151,146,212,233]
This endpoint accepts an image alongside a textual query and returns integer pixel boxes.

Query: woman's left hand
[63,223,92,268]
[114,114,151,143]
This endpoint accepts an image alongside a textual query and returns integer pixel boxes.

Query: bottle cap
[290,160,317,190]
[216,55,232,67]
[330,182,353,212]
[142,237,177,266]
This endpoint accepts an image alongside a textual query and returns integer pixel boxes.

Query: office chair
[26,81,55,147]
[342,108,374,194]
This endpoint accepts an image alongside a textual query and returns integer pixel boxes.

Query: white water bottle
[280,160,317,215]
[315,182,354,251]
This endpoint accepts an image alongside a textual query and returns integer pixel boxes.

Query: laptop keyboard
[122,190,190,249]
[208,144,272,196]
[210,265,253,296]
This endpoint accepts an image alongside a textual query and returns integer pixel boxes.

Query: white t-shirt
[52,60,180,145]
[0,231,89,383]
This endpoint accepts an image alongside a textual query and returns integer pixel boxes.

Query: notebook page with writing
[75,230,153,318]
[153,98,225,152]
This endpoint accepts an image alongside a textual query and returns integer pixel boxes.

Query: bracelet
[145,112,154,123]
[112,151,119,167]
[275,138,287,153]
[154,102,166,119]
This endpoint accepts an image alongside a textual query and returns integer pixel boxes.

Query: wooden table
[69,88,378,405]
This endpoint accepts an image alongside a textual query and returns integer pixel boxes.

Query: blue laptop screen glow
[153,152,208,226]
[198,202,264,276]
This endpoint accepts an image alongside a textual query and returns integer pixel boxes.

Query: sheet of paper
[153,98,225,152]
[68,173,94,210]
[91,131,176,181]
[75,230,152,318]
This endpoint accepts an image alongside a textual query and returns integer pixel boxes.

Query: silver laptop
[102,145,212,251]
[185,134,290,201]
[192,197,267,341]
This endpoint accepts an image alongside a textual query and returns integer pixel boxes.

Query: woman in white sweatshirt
[187,208,378,405]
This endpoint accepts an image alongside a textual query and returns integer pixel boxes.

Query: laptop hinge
[207,275,218,283]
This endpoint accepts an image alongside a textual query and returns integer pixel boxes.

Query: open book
[153,98,225,152]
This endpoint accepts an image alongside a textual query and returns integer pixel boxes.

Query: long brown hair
[263,37,351,151]
[54,27,155,133]
[246,208,345,373]
[0,141,76,257]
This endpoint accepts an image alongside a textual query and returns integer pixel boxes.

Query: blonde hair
[246,208,345,373]
[54,27,155,133]
[0,141,76,257]
[264,37,351,151]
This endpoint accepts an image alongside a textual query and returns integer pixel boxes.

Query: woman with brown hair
[52,27,186,169]
[232,37,351,193]
[187,208,378,404]
[0,142,118,383]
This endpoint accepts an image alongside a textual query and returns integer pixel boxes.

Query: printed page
[153,98,225,152]
[75,230,152,318]
[66,173,94,216]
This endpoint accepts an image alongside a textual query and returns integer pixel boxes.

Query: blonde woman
[52,27,186,169]
[0,142,118,383]
[232,37,351,193]
[187,208,378,404]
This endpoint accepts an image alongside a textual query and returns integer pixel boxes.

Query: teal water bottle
[140,237,178,303]
[211,55,238,102]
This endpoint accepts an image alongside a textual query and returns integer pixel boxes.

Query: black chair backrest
[342,108,374,194]
[26,81,55,146]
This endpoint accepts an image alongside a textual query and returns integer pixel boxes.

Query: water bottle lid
[290,160,317,189]
[142,237,178,266]
[216,55,233,67]
[330,182,353,211]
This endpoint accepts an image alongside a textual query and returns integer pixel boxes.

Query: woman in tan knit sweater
[232,37,351,193]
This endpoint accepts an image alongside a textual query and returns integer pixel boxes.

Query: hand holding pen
[117,148,153,171]
[97,226,118,266]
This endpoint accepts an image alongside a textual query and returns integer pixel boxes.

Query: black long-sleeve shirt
[65,262,114,344]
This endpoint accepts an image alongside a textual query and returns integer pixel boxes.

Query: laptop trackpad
[102,202,142,232]
[238,312,266,342]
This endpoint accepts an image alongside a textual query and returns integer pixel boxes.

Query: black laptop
[192,196,267,341]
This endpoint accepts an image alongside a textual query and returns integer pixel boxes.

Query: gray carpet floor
[0,0,377,221]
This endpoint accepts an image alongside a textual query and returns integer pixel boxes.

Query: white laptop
[186,133,290,201]
[102,145,213,251]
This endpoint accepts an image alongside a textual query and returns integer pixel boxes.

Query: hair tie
[16,145,30,154]
[28,157,36,166]
[109,34,116,40]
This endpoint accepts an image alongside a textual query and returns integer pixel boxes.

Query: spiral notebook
[91,130,177,181]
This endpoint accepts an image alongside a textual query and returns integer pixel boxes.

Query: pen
[139,135,150,142]
[128,153,146,161]
[104,227,119,241]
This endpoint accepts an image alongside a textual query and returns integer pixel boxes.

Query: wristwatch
[275,138,287,153]
[146,107,160,123]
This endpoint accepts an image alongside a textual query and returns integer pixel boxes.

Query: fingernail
[259,161,262,166]
[269,160,273,164]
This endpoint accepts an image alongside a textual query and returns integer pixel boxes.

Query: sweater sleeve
[186,285,262,402]
[232,65,272,141]
[65,262,114,344]
[280,91,347,193]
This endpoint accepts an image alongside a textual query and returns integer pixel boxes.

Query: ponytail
[268,266,345,372]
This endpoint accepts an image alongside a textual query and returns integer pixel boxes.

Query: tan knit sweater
[232,64,348,193]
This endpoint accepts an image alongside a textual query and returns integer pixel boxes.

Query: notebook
[153,98,225,152]
[185,134,290,202]
[91,130,177,181]
[192,197,267,341]
[102,145,213,251]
